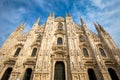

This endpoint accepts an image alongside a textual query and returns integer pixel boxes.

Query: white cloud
[90,0,119,9]
[0,0,120,48]
[33,0,54,12]
[70,0,120,47]
[91,0,106,9]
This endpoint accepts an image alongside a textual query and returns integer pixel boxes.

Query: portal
[54,61,65,80]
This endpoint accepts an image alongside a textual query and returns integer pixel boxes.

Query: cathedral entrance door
[54,61,65,80]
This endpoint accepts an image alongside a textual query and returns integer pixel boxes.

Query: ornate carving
[115,55,120,65]
[54,30,65,35]
[23,58,36,65]
[52,45,67,51]
[37,60,42,68]
[36,34,42,42]
[96,55,106,70]
[54,16,65,22]
[79,35,86,42]
[4,58,16,65]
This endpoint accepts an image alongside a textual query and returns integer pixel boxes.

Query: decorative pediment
[54,50,66,54]
[79,43,88,47]
[15,43,24,48]
[105,60,114,65]
[51,52,67,59]
[83,58,96,65]
[18,36,27,41]
[54,30,65,35]
[84,60,96,65]
[96,43,103,47]
[4,58,16,65]
[55,53,66,58]
[31,42,41,47]
[52,45,67,51]
[23,61,36,65]
[55,16,65,22]
[23,58,36,65]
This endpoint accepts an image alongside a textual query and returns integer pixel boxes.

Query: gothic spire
[50,12,54,17]
[16,23,25,32]
[80,17,85,25]
[80,17,91,35]
[97,23,106,33]
[94,22,100,33]
[35,17,40,24]
[66,13,71,17]
[32,17,40,29]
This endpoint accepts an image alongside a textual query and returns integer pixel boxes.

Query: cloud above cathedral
[0,0,120,47]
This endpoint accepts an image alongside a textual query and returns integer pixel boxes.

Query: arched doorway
[108,68,119,80]
[88,68,97,80]
[54,61,65,80]
[23,68,32,80]
[1,67,12,80]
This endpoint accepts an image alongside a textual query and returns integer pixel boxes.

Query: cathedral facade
[0,13,120,80]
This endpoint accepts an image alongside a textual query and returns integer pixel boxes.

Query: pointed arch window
[83,48,89,57]
[88,68,97,80]
[14,47,21,57]
[1,68,12,80]
[31,48,37,57]
[57,37,62,45]
[108,68,119,80]
[23,68,32,80]
[99,48,106,57]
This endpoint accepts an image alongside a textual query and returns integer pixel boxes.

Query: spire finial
[35,17,40,24]
[66,13,71,17]
[97,22,105,32]
[50,12,54,17]
[68,13,71,17]
[16,23,25,31]
[94,22,100,33]
[32,17,40,29]
[80,17,85,25]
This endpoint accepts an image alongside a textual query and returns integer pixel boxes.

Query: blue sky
[0,0,120,48]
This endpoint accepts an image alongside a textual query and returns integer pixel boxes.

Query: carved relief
[96,55,106,70]
[79,35,86,42]
[13,58,24,72]
[36,59,42,71]
[115,55,120,65]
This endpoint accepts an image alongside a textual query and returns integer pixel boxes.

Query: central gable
[55,16,65,22]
